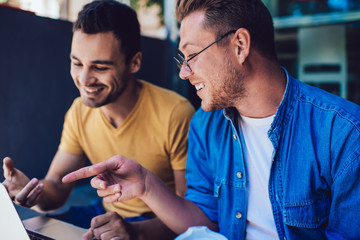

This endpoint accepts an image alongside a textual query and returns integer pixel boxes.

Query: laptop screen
[0,183,54,240]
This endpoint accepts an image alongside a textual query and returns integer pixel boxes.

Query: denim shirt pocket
[283,197,330,228]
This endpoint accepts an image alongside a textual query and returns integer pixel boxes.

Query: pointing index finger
[62,165,98,183]
[62,155,124,184]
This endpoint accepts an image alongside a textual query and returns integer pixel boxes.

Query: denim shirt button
[316,216,320,224]
[235,212,242,219]
[236,172,243,179]
[233,134,237,141]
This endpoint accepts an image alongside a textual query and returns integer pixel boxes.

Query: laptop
[0,182,86,240]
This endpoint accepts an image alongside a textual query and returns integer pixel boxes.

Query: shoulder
[141,80,188,102]
[68,97,85,110]
[293,78,360,129]
[290,79,360,170]
[140,80,195,116]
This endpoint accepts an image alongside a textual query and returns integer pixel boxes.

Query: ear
[129,52,142,74]
[234,28,251,64]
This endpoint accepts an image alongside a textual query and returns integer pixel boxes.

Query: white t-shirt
[238,114,278,240]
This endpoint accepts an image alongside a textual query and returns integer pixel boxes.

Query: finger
[91,218,112,239]
[94,184,121,197]
[3,157,15,178]
[82,228,93,240]
[90,176,108,190]
[25,183,44,207]
[62,165,96,183]
[62,156,120,184]
[90,213,110,229]
[14,178,39,204]
[99,231,122,240]
[62,155,127,184]
[103,192,122,203]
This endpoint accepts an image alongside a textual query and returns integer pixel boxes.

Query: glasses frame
[174,30,236,72]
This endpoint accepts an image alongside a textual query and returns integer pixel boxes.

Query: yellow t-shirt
[59,80,195,217]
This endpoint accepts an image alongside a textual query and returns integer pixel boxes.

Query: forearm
[32,178,73,212]
[33,150,85,212]
[141,172,217,234]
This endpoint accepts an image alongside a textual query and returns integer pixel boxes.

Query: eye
[94,66,109,71]
[72,61,82,67]
[188,53,197,58]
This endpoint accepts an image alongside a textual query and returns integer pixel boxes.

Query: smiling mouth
[195,83,206,91]
[83,86,104,95]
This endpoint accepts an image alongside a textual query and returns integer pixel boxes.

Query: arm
[3,149,86,212]
[62,155,217,234]
[168,100,194,198]
[327,153,360,239]
[141,168,215,234]
[174,169,186,197]
[35,149,87,211]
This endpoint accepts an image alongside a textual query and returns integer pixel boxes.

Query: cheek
[70,67,78,80]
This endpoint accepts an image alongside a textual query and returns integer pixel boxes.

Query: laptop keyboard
[26,228,56,240]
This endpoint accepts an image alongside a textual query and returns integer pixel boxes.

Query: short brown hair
[176,0,277,60]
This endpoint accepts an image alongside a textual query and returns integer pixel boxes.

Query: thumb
[3,157,15,178]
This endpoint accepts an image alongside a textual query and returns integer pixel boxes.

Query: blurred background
[0,0,360,181]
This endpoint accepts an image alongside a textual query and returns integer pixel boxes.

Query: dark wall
[0,6,77,181]
[0,5,185,182]
[137,36,173,90]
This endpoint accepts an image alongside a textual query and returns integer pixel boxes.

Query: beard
[201,52,246,112]
[81,76,130,108]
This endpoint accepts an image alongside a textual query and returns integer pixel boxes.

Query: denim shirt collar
[223,67,298,150]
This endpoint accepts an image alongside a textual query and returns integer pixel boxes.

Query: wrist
[140,170,157,201]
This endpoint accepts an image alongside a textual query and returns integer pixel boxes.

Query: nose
[77,68,95,86]
[178,65,193,80]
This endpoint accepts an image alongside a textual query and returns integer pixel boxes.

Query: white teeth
[84,87,101,93]
[195,83,206,91]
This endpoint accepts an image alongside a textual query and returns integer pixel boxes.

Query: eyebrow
[178,42,190,53]
[70,54,115,65]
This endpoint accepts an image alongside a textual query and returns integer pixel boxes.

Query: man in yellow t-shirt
[60,80,194,219]
[2,0,194,231]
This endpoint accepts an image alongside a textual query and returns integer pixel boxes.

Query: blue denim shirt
[185,69,360,240]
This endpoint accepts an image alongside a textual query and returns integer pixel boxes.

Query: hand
[62,155,150,203]
[83,212,135,240]
[2,157,44,208]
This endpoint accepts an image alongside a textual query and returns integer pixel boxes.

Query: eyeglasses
[173,30,236,73]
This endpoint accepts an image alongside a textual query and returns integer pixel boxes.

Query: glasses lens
[173,56,183,70]
[174,53,192,72]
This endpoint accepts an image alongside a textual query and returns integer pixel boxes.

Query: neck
[235,59,286,118]
[101,79,142,128]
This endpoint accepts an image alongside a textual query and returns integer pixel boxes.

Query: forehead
[71,31,121,60]
[179,11,216,51]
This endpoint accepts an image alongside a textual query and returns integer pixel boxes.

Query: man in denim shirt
[62,0,360,239]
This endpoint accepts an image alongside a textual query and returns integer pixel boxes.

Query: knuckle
[90,218,98,227]
[108,211,117,218]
